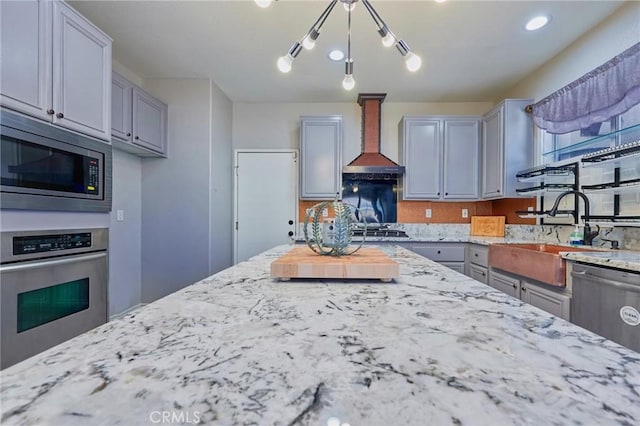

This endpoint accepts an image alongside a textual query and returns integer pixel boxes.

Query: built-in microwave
[1,109,112,212]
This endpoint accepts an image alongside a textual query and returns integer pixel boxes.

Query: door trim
[233,149,299,264]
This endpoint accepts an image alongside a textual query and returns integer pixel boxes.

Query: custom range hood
[343,93,405,176]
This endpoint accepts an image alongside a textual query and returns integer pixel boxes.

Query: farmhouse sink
[488,243,597,287]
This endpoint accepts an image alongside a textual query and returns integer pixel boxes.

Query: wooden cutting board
[271,247,399,281]
[470,216,506,237]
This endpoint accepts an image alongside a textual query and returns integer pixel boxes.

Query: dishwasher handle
[572,270,640,293]
[0,252,107,273]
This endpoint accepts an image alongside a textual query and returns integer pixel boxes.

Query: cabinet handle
[521,287,527,292]
[512,284,517,289]
[135,136,139,140]
[497,189,500,193]
[56,112,64,119]
[437,192,440,196]
[47,109,55,115]
[288,231,294,237]
[126,132,131,137]
[288,220,294,225]
[474,253,478,257]
[445,192,448,196]
[437,250,441,254]
[481,272,485,276]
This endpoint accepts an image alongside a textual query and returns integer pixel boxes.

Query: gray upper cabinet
[1,0,50,121]
[0,0,112,141]
[400,116,480,200]
[111,72,168,157]
[443,119,480,199]
[132,87,167,155]
[300,116,342,199]
[400,117,441,199]
[481,99,534,199]
[111,71,133,142]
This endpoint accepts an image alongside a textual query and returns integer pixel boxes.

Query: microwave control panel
[13,232,92,255]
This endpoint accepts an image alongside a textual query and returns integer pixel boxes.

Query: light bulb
[302,34,316,50]
[255,0,272,8]
[343,2,356,12]
[277,55,293,73]
[381,33,395,47]
[342,74,355,91]
[405,52,422,72]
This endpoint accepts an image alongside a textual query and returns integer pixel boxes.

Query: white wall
[141,78,232,303]
[501,1,640,101]
[210,82,233,273]
[108,149,142,316]
[233,101,493,167]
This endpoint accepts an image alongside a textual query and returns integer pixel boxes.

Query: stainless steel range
[0,228,108,369]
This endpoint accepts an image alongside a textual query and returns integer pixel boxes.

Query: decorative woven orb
[303,199,366,256]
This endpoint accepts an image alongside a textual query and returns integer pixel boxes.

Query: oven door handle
[0,252,106,273]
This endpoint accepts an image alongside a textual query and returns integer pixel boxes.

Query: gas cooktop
[352,229,409,238]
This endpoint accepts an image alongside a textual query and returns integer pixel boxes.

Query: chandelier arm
[302,0,338,41]
[361,0,395,37]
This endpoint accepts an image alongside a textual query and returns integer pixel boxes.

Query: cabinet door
[441,262,465,274]
[300,116,342,199]
[132,87,167,155]
[402,119,441,199]
[52,1,112,141]
[482,105,504,198]
[0,0,50,120]
[489,269,520,298]
[469,264,489,284]
[443,119,480,199]
[521,281,570,321]
[111,72,133,142]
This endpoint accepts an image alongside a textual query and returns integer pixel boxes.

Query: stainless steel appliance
[0,228,108,369]
[571,263,640,352]
[1,109,112,212]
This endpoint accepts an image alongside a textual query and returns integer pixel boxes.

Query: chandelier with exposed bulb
[255,0,422,91]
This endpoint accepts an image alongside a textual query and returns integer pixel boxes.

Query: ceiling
[70,0,626,103]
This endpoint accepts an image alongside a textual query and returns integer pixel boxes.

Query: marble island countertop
[2,245,640,425]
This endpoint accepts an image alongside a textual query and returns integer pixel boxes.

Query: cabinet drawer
[468,244,488,267]
[410,244,465,262]
[469,264,488,284]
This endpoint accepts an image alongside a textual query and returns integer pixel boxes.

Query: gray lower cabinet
[1,0,112,141]
[489,268,571,321]
[400,116,480,200]
[521,280,571,321]
[465,243,489,283]
[111,71,168,157]
[481,99,534,199]
[300,116,342,199]
[408,243,465,272]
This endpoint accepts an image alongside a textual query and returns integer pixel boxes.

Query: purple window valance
[530,42,640,134]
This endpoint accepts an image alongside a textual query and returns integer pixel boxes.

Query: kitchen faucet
[547,190,600,246]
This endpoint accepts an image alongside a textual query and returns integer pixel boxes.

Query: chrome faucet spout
[547,190,599,245]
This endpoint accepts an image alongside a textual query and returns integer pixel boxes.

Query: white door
[234,150,298,263]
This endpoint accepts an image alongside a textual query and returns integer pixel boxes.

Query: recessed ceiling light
[526,15,550,31]
[328,49,345,61]
[434,0,447,3]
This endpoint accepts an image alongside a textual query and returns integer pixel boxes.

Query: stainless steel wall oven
[0,228,108,369]
[1,109,112,212]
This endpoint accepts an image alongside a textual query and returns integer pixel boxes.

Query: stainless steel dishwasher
[571,263,640,352]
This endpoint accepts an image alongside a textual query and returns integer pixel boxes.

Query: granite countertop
[2,245,639,425]
[561,250,640,272]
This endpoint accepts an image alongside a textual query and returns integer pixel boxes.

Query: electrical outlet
[322,208,329,217]
[462,208,468,218]
[116,210,124,222]
[425,209,432,218]
[527,206,534,211]
[306,208,314,216]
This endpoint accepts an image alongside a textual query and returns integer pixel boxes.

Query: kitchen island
[1,245,639,425]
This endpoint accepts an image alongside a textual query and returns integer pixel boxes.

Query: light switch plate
[116,210,124,221]
[462,208,468,218]
[425,209,432,218]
